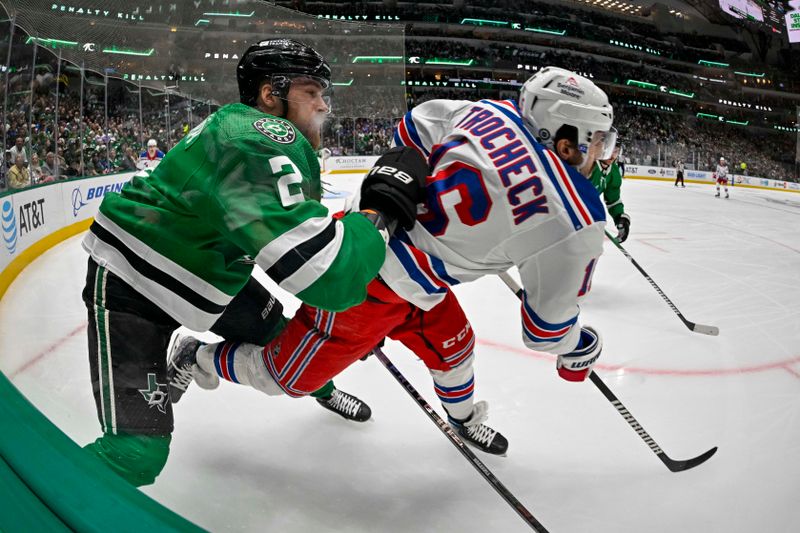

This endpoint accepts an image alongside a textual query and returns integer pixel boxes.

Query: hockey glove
[360,147,428,233]
[557,326,602,382]
[615,213,631,243]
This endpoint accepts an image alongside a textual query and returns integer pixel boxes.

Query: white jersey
[138,150,165,170]
[383,99,606,354]
[715,163,728,179]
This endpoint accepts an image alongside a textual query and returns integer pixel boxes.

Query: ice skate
[167,334,219,403]
[317,388,372,422]
[448,401,508,456]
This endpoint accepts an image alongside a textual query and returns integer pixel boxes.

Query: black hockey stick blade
[588,372,718,473]
[603,230,719,336]
[373,347,550,532]
[659,446,718,473]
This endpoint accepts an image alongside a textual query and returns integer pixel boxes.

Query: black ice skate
[715,192,720,197]
[317,389,372,422]
[725,193,729,199]
[448,401,509,456]
[167,334,218,403]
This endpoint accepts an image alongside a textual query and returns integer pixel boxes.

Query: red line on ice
[7,322,86,380]
[477,338,800,378]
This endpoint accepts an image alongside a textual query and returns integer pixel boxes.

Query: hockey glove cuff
[615,213,631,243]
[360,147,428,232]
[557,326,602,382]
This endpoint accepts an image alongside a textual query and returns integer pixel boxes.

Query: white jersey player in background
[715,157,730,198]
[170,67,616,456]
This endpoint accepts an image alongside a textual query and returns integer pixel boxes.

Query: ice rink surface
[2,176,799,533]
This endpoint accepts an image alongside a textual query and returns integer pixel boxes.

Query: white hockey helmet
[519,66,616,159]
[719,157,726,163]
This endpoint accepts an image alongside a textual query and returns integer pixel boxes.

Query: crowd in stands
[1,64,212,190]
[3,71,796,189]
[3,0,798,190]
[613,105,797,181]
[288,0,799,91]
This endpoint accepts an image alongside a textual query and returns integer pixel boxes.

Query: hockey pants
[197,279,479,420]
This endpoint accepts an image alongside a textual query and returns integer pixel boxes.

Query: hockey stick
[372,347,550,532]
[603,230,719,336]
[498,271,717,473]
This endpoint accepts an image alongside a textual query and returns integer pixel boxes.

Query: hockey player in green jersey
[589,145,631,242]
[80,39,428,486]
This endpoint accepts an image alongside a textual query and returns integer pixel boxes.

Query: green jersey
[83,103,386,330]
[589,160,625,225]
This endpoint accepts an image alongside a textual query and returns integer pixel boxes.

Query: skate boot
[715,192,720,197]
[725,192,729,199]
[167,334,219,403]
[317,388,372,422]
[448,401,508,456]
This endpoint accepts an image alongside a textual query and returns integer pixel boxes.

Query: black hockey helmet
[237,39,331,107]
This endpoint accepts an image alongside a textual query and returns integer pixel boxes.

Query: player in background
[80,39,426,486]
[675,159,685,188]
[318,146,332,173]
[714,157,729,198]
[136,138,165,169]
[617,149,626,177]
[589,144,630,242]
[169,67,613,456]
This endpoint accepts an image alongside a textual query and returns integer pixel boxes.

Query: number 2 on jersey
[270,156,305,207]
[419,162,493,236]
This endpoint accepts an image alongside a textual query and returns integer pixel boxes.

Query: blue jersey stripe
[522,293,578,331]
[523,327,566,344]
[429,138,466,169]
[404,112,430,156]
[429,255,460,286]
[395,230,459,287]
[388,238,446,295]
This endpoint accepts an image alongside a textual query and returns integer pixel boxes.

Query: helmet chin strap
[269,76,292,118]
[276,97,290,119]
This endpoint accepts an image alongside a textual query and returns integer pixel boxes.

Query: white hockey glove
[557,326,602,382]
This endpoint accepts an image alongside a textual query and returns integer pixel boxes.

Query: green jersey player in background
[80,39,426,486]
[589,145,630,242]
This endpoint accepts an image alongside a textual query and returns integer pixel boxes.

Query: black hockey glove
[360,147,428,233]
[615,213,631,243]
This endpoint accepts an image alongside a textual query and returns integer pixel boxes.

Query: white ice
[2,176,800,533]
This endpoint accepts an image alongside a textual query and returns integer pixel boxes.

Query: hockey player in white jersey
[714,157,729,198]
[170,67,614,456]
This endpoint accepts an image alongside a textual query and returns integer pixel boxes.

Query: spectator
[29,153,51,184]
[42,151,61,180]
[8,154,31,189]
[120,147,137,171]
[8,137,27,166]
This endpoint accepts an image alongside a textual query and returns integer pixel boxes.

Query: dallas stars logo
[139,373,169,414]
[253,117,296,144]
